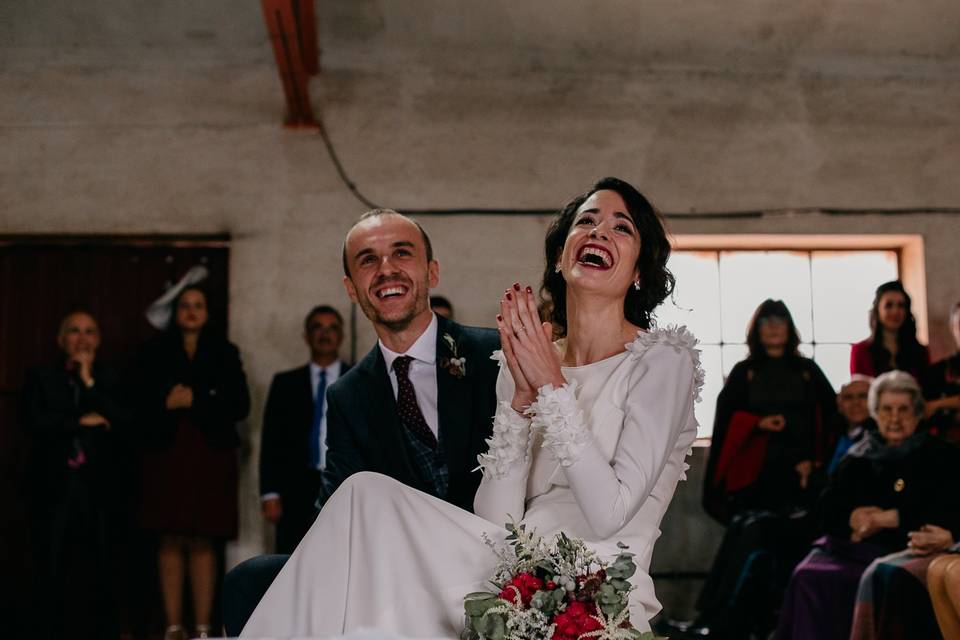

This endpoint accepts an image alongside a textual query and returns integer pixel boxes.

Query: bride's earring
[633,279,641,291]
[554,264,562,274]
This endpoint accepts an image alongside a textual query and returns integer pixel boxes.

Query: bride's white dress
[241,327,703,639]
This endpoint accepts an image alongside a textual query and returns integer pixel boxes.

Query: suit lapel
[436,317,473,476]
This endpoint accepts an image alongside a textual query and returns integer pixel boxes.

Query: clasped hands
[165,383,194,410]
[496,283,565,414]
[850,507,953,553]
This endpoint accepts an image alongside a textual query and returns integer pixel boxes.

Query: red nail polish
[513,283,521,291]
[525,286,533,294]
[506,292,513,300]
[496,314,503,321]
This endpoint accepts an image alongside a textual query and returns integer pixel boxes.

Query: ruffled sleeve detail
[626,324,705,403]
[477,401,532,479]
[528,380,592,467]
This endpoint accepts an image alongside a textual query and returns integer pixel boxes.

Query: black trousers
[222,554,289,636]
[275,469,322,554]
[695,509,816,635]
[32,472,116,640]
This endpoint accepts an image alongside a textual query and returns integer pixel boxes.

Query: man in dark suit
[259,304,349,554]
[224,209,500,634]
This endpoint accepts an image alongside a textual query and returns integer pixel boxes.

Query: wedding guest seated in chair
[826,375,876,476]
[777,370,960,640]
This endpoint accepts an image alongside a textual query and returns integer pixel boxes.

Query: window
[657,246,902,437]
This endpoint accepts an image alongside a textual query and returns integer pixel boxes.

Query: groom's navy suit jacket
[321,314,500,512]
[223,316,499,635]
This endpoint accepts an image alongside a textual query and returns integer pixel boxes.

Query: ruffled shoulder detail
[624,324,705,403]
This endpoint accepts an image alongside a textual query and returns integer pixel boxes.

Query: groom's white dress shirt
[377,313,440,438]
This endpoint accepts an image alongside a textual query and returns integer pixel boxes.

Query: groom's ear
[428,259,440,289]
[343,275,359,304]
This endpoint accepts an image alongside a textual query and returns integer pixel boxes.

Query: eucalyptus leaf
[464,593,501,617]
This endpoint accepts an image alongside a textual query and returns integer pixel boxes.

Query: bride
[241,177,702,638]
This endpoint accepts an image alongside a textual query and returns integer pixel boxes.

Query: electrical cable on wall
[314,110,960,220]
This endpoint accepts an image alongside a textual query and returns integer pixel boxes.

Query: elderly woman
[776,371,960,640]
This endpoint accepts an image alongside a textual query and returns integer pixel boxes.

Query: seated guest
[922,301,960,442]
[429,294,454,319]
[259,305,349,554]
[826,375,876,476]
[928,544,960,639]
[851,281,930,380]
[848,527,956,640]
[23,310,130,640]
[664,301,836,639]
[777,370,960,640]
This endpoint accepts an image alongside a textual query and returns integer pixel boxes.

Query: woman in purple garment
[776,370,960,640]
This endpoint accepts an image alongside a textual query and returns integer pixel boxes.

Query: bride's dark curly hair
[540,177,674,336]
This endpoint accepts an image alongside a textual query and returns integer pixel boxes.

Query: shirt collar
[310,360,341,378]
[379,313,438,372]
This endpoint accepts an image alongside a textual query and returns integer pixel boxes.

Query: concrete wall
[2,1,959,612]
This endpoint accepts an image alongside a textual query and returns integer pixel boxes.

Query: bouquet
[462,523,660,640]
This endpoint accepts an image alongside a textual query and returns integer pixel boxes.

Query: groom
[224,209,501,634]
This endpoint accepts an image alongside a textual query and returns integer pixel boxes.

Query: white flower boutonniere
[440,333,467,379]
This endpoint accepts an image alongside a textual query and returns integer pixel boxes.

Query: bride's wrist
[511,394,534,414]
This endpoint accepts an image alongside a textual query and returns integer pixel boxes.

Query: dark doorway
[0,235,230,638]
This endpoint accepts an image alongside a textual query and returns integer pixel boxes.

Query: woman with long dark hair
[136,285,250,640]
[241,177,702,637]
[850,280,929,380]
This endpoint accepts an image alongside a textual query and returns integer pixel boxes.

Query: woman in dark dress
[136,286,250,640]
[23,310,131,640]
[667,300,836,639]
[777,370,960,640]
[850,280,929,380]
[921,301,960,441]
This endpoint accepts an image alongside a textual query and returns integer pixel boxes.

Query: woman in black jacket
[136,285,250,640]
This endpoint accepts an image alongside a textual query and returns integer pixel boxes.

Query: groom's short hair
[341,208,434,277]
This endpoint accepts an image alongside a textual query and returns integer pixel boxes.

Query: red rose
[498,572,544,607]
[551,601,601,640]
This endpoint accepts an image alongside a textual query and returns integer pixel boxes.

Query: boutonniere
[440,333,467,379]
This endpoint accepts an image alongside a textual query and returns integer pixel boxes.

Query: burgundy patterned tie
[392,355,438,449]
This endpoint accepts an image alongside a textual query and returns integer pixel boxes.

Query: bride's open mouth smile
[576,243,614,271]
